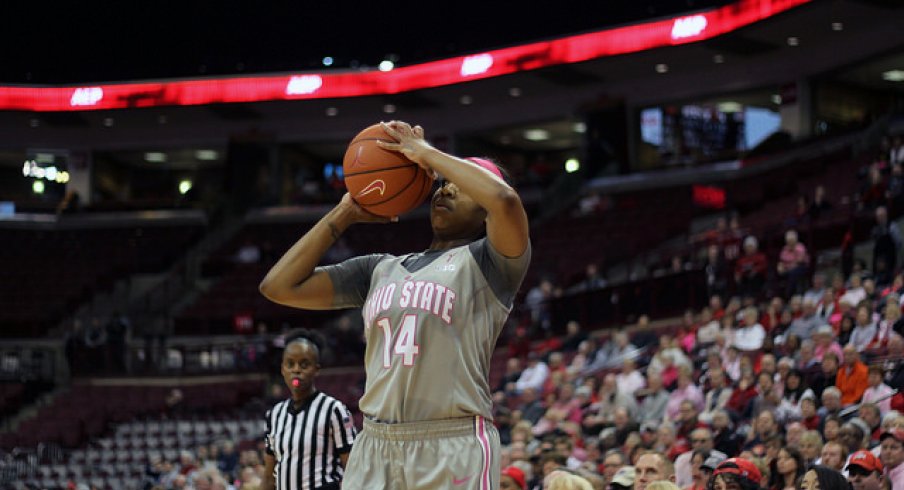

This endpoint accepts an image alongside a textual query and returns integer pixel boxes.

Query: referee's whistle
[292,379,300,387]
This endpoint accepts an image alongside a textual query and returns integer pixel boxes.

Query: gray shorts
[341,416,499,490]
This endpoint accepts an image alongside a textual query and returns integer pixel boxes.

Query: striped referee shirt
[265,391,357,490]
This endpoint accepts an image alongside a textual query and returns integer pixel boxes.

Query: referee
[263,329,357,490]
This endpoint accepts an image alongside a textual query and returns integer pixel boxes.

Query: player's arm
[379,121,529,258]
[262,453,276,490]
[259,194,390,309]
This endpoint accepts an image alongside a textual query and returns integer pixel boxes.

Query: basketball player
[260,120,531,489]
[263,330,357,490]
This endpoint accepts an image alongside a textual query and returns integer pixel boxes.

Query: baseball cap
[702,453,728,471]
[846,450,884,473]
[881,427,904,444]
[610,466,636,487]
[713,458,762,484]
[502,466,526,490]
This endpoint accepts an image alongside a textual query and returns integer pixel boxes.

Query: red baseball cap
[713,458,762,484]
[502,466,526,490]
[846,450,884,473]
[881,428,904,444]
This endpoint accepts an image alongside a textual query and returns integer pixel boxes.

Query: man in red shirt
[837,344,869,406]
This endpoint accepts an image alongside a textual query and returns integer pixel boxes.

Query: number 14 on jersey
[377,315,420,367]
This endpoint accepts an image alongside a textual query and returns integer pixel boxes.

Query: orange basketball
[342,124,435,217]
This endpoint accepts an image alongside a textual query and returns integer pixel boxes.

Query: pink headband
[465,157,504,180]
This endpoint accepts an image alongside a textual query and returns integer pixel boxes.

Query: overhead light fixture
[325,107,339,116]
[718,101,742,113]
[29,118,40,128]
[523,129,550,141]
[103,117,114,127]
[157,115,168,124]
[655,63,669,73]
[32,180,45,194]
[508,87,522,97]
[787,37,799,46]
[565,158,581,173]
[322,56,334,67]
[831,22,843,31]
[178,180,193,195]
[145,152,167,163]
[378,60,394,72]
[883,70,904,82]
[771,94,782,105]
[195,150,218,161]
[573,122,587,134]
[383,104,397,114]
[459,95,473,105]
[713,54,725,64]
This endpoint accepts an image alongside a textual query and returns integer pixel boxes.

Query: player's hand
[377,121,438,179]
[338,193,398,224]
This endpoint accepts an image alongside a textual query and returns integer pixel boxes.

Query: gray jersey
[324,237,530,422]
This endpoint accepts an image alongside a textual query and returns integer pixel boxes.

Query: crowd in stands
[496,133,904,489]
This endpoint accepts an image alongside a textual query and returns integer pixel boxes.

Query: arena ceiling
[0,0,902,159]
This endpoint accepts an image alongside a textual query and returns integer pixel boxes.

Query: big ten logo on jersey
[363,280,458,327]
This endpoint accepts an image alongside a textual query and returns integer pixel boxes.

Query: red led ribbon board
[0,0,809,112]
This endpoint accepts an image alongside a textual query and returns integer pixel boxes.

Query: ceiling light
[103,117,114,127]
[509,87,522,97]
[322,56,334,67]
[195,150,218,161]
[573,122,587,134]
[523,129,549,141]
[718,101,742,113]
[882,70,904,82]
[655,63,669,73]
[459,95,473,105]
[325,107,339,116]
[787,37,799,46]
[565,158,581,173]
[178,180,193,195]
[157,115,168,124]
[29,118,40,128]
[713,54,725,64]
[771,94,782,105]
[831,22,843,31]
[32,180,45,194]
[145,152,167,163]
[383,104,397,114]
[378,60,394,72]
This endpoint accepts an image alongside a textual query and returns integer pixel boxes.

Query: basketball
[343,124,435,217]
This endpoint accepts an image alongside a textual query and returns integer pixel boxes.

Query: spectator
[839,419,871,465]
[526,278,556,332]
[777,230,810,297]
[501,465,527,490]
[840,274,867,309]
[845,450,884,490]
[708,458,761,490]
[700,368,733,425]
[769,447,806,490]
[787,300,823,341]
[711,409,742,457]
[809,185,833,221]
[734,307,766,352]
[799,430,824,467]
[820,388,844,421]
[666,367,705,421]
[515,353,550,394]
[862,366,895,415]
[568,263,608,293]
[819,441,849,472]
[616,358,646,397]
[836,345,869,406]
[801,395,821,431]
[675,429,725,488]
[800,466,853,490]
[814,327,845,364]
[602,450,628,488]
[858,403,883,446]
[639,373,671,426]
[635,452,676,490]
[734,236,768,299]
[518,388,546,425]
[849,306,878,353]
[879,428,904,490]
[583,332,639,375]
[871,206,902,285]
[561,321,588,353]
[703,245,730,299]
